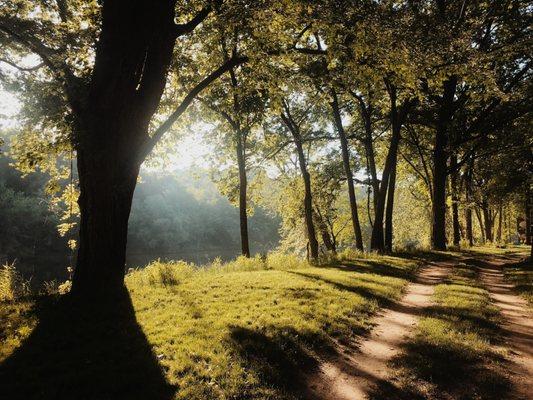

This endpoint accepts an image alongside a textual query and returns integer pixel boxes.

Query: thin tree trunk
[450,155,461,247]
[482,200,493,242]
[496,203,503,243]
[526,187,531,246]
[384,162,397,252]
[331,90,364,251]
[465,159,474,246]
[475,207,486,243]
[281,112,319,261]
[236,135,250,257]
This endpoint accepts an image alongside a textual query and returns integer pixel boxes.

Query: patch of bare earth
[477,255,533,400]
[303,261,450,400]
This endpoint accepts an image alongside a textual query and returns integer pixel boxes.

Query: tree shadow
[227,325,323,398]
[0,288,174,400]
[288,270,398,307]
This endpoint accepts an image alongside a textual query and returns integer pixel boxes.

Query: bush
[0,262,31,301]
[127,259,195,287]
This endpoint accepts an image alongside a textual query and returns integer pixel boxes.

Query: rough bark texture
[73,0,177,295]
[331,91,364,251]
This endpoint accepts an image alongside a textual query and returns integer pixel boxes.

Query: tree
[0,0,251,296]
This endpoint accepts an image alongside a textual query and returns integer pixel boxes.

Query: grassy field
[370,248,524,400]
[504,258,533,306]
[0,252,418,400]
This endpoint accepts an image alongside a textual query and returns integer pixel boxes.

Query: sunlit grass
[0,251,418,400]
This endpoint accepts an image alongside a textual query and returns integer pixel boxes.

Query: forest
[0,1,531,400]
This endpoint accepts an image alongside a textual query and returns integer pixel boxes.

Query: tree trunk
[281,112,319,261]
[331,91,364,251]
[482,200,493,242]
[465,167,474,246]
[370,83,407,253]
[384,158,397,253]
[475,207,486,243]
[236,135,250,257]
[72,0,177,295]
[496,203,503,243]
[296,140,319,261]
[431,77,457,250]
[450,155,461,247]
[73,149,141,295]
[526,187,532,246]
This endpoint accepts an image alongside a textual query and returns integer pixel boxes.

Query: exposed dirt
[303,260,451,400]
[476,255,533,400]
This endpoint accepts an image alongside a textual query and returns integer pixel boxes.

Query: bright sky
[0,87,212,171]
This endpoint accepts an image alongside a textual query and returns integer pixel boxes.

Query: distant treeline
[0,151,280,282]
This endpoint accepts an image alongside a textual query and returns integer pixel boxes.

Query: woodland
[0,1,532,400]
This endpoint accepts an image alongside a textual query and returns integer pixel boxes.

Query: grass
[0,251,419,400]
[504,259,533,306]
[370,257,510,400]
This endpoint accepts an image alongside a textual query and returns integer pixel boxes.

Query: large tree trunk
[431,77,457,250]
[331,91,364,251]
[236,135,250,257]
[74,150,140,294]
[72,0,177,295]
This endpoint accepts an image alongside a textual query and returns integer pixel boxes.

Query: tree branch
[140,55,248,160]
[175,2,219,37]
[0,58,44,72]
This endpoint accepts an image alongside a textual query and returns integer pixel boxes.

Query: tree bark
[526,187,532,246]
[475,207,486,243]
[331,90,364,251]
[236,135,250,257]
[384,161,397,253]
[450,155,461,247]
[482,199,493,242]
[281,112,319,261]
[496,203,503,243]
[72,0,178,295]
[431,77,457,250]
[465,159,474,246]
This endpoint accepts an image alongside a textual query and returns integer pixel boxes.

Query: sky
[0,87,212,171]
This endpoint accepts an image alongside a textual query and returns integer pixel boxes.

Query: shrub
[0,262,31,301]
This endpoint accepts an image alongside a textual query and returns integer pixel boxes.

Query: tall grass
[0,262,31,301]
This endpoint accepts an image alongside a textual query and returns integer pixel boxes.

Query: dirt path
[304,260,451,400]
[476,256,533,400]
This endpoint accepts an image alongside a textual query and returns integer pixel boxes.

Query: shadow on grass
[0,288,174,400]
[368,336,510,400]
[227,325,322,398]
[288,271,396,307]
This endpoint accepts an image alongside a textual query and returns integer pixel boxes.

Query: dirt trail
[304,260,451,400]
[476,256,533,400]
